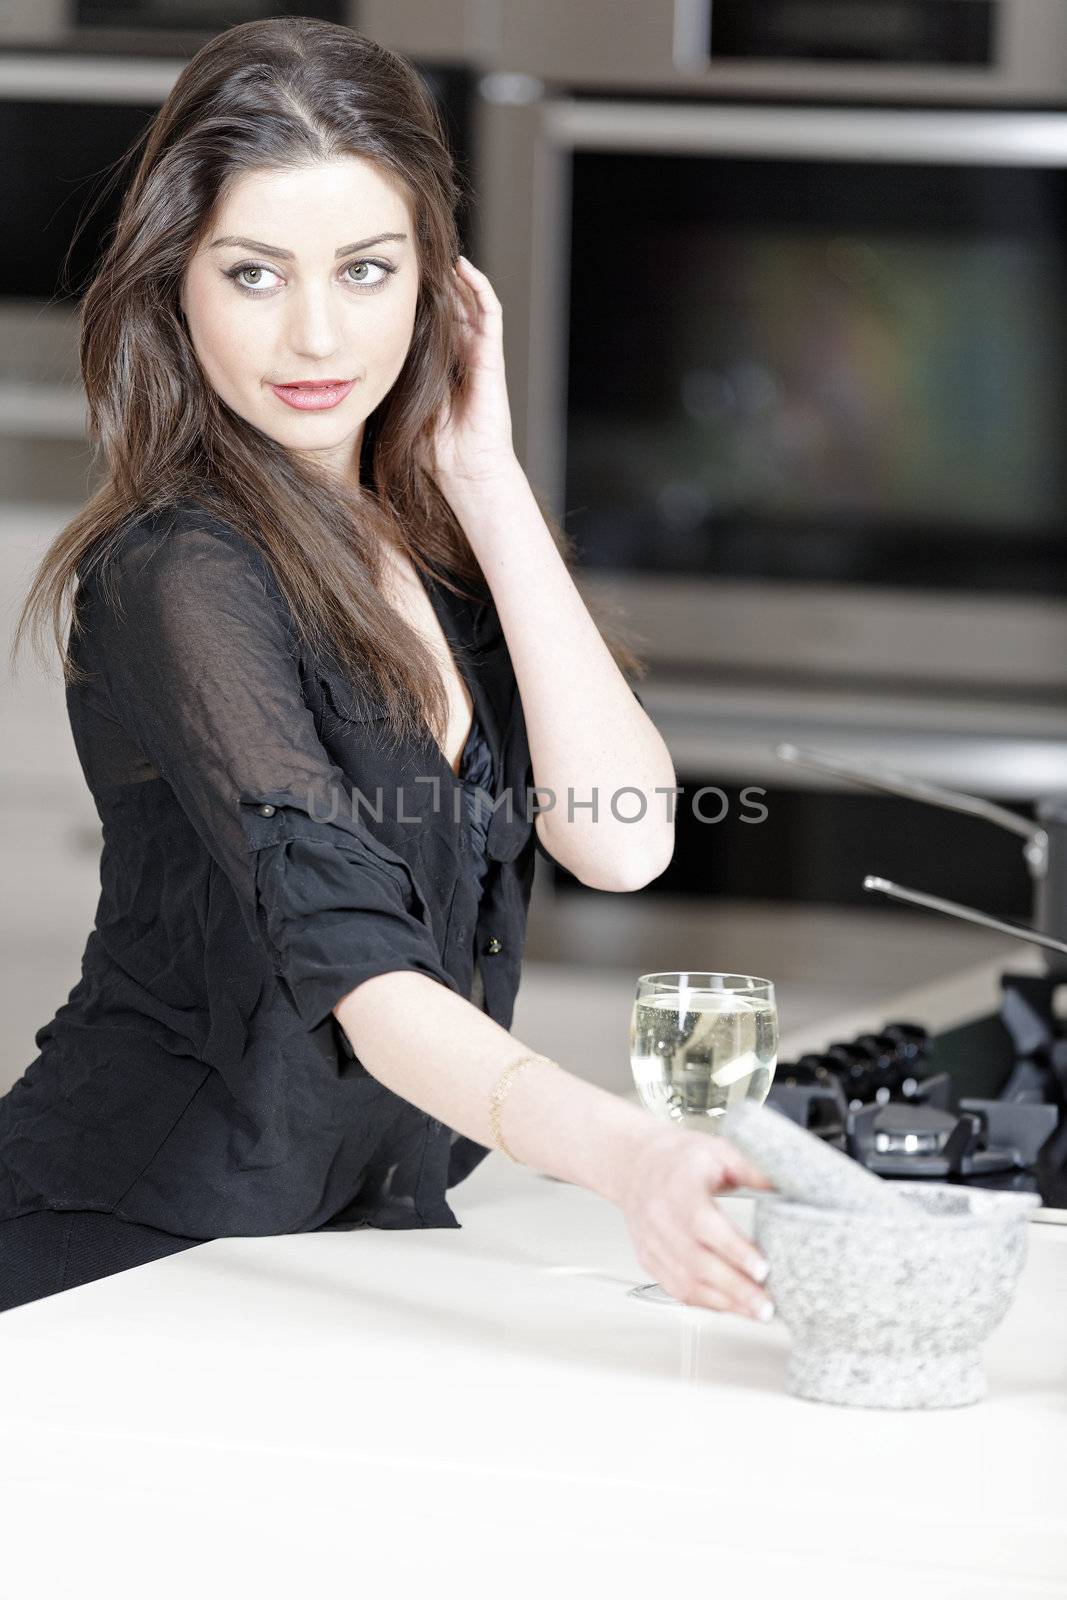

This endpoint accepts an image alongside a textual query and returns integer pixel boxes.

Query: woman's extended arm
[333,971,776,1323]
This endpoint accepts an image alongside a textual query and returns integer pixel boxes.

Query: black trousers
[0,1209,205,1314]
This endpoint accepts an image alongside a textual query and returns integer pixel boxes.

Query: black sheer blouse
[0,499,569,1238]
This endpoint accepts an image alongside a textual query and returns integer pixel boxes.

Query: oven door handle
[546,99,1067,168]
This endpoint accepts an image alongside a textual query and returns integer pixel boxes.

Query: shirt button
[483,936,503,956]
[257,804,276,817]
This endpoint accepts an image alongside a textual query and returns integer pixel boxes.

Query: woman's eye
[229,263,282,292]
[344,260,392,287]
[226,259,395,295]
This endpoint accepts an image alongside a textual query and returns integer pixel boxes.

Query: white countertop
[1,948,1063,1597]
[0,1145,1064,1599]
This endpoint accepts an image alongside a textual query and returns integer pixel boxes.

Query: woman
[2,19,774,1318]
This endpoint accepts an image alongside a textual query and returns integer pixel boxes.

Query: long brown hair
[9,17,645,754]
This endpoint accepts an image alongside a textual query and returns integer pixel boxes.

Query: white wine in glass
[628,971,778,1305]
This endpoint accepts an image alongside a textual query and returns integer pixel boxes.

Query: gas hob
[767,970,1067,1217]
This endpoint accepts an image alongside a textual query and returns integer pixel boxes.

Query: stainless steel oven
[470,0,1067,821]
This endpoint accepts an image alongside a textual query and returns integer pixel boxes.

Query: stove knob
[855,1032,910,1099]
[779,1057,834,1089]
[882,1022,929,1065]
[855,1031,899,1066]
[826,1042,876,1104]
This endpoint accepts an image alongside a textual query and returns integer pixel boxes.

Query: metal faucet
[775,743,1067,974]
[861,875,1067,959]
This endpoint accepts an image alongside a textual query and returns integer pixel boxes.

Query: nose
[285,283,346,362]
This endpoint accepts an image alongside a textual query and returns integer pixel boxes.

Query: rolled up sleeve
[82,505,461,1032]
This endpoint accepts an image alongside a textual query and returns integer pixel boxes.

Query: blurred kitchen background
[3,0,1066,1096]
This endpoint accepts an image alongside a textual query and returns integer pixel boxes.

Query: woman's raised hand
[419,255,518,495]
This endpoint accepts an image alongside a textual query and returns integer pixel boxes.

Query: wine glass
[627,971,778,1306]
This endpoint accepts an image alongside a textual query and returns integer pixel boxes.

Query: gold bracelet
[488,1052,558,1163]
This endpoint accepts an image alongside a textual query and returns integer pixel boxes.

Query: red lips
[269,379,357,412]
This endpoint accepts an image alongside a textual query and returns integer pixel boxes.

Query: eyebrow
[208,232,408,260]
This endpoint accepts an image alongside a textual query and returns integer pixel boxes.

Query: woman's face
[181,155,420,483]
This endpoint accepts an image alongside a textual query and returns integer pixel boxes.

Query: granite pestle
[719,1098,912,1215]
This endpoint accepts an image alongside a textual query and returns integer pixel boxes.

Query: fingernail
[754,1300,775,1323]
[748,1255,770,1284]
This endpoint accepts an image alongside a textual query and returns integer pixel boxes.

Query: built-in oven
[468,0,1067,916]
